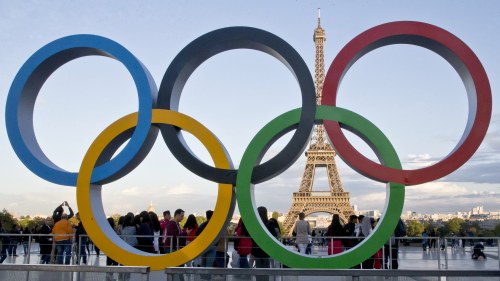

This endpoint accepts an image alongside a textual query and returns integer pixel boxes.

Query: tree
[406,220,424,237]
[18,215,32,229]
[494,223,500,236]
[444,218,465,235]
[0,209,18,231]
[28,216,45,232]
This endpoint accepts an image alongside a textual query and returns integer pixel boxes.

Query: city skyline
[1,1,499,218]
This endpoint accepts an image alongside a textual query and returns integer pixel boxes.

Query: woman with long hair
[149,211,161,254]
[136,211,154,253]
[326,214,344,255]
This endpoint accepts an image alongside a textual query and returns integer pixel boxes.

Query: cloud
[168,184,195,195]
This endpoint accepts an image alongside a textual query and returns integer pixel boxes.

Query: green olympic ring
[237,105,404,268]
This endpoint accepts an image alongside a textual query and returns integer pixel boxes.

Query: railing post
[388,242,392,269]
[497,238,500,270]
[437,237,441,270]
[26,234,32,264]
[444,238,448,269]
[381,242,386,270]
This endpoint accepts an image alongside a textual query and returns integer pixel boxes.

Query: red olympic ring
[322,21,492,185]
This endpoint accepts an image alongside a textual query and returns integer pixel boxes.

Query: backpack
[394,220,406,237]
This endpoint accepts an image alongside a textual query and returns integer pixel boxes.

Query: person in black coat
[38,217,54,264]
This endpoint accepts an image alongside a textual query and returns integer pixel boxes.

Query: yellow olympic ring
[76,109,234,270]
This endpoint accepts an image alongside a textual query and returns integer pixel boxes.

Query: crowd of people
[0,202,490,269]
[288,213,406,269]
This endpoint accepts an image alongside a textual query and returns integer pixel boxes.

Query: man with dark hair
[164,209,184,253]
[160,210,171,254]
[75,212,88,264]
[197,210,216,267]
[38,217,53,264]
[53,201,74,223]
[252,206,278,280]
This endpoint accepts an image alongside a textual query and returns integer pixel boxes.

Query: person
[119,213,137,281]
[372,218,383,269]
[214,227,230,268]
[165,209,185,253]
[160,210,171,254]
[472,242,487,260]
[136,211,155,253]
[294,212,311,255]
[8,224,20,257]
[21,227,32,256]
[269,212,282,242]
[38,217,53,264]
[325,214,343,255]
[234,218,251,268]
[196,210,216,267]
[385,218,406,269]
[106,217,119,281]
[52,213,73,264]
[74,212,88,264]
[121,212,138,248]
[252,206,278,281]
[183,214,199,245]
[0,222,8,263]
[268,212,282,268]
[421,230,429,251]
[183,214,199,266]
[358,216,373,269]
[116,216,125,235]
[53,201,74,223]
[149,212,161,254]
[429,229,437,249]
[342,215,358,250]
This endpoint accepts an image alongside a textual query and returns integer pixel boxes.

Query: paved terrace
[1,241,498,281]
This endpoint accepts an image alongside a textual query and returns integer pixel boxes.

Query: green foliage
[0,209,18,231]
[406,220,424,237]
[196,216,206,226]
[494,223,500,236]
[28,216,45,231]
[18,215,32,229]
[444,218,465,235]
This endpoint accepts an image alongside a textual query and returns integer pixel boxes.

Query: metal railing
[1,233,499,270]
[165,267,500,281]
[0,264,150,281]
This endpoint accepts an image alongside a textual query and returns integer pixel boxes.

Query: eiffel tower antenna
[282,9,355,235]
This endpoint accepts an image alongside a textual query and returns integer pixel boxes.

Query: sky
[0,1,499,218]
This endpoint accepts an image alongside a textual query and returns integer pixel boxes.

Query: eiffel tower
[282,9,355,235]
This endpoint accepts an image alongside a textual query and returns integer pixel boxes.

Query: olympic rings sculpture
[5,22,491,270]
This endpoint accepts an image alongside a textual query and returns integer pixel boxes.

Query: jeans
[22,241,29,255]
[40,253,51,264]
[78,242,87,264]
[200,245,216,267]
[239,255,249,268]
[56,239,72,265]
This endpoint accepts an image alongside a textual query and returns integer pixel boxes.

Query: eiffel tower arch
[282,10,354,235]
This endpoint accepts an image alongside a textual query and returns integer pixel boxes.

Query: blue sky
[1,1,499,217]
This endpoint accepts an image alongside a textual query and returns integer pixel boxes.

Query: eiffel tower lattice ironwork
[282,9,355,235]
